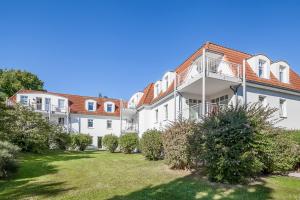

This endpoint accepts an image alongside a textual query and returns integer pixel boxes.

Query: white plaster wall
[70,114,121,147]
[137,108,152,137]
[245,86,300,129]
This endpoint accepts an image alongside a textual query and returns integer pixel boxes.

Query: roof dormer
[154,80,162,98]
[247,55,271,79]
[162,71,175,92]
[271,61,290,84]
[85,99,97,112]
[128,92,144,109]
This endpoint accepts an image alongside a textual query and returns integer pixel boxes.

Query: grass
[0,151,299,200]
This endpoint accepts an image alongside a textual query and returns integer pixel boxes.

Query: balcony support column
[174,72,177,122]
[243,59,247,105]
[202,48,206,116]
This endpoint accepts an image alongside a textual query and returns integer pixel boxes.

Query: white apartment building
[127,42,300,136]
[8,90,136,148]
[9,42,300,142]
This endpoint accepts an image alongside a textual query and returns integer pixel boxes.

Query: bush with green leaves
[119,133,139,154]
[0,141,20,178]
[102,134,119,153]
[70,133,92,151]
[49,125,71,150]
[201,103,279,183]
[162,120,203,169]
[140,129,163,160]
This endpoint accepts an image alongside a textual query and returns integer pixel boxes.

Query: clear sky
[1,0,300,99]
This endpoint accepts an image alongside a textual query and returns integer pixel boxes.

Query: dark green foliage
[102,134,119,153]
[119,133,139,154]
[140,129,163,160]
[0,140,20,178]
[162,120,203,169]
[70,133,92,151]
[0,69,44,98]
[49,125,71,150]
[201,103,278,183]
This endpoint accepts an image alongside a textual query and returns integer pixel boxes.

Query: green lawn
[0,151,299,200]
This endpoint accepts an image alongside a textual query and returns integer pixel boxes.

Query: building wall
[70,114,121,147]
[245,86,300,129]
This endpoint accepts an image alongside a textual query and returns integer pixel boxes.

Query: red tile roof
[137,83,154,108]
[9,89,121,117]
[136,42,300,107]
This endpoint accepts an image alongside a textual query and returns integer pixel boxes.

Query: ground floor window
[279,99,287,118]
[107,120,112,129]
[58,117,64,125]
[211,95,229,105]
[88,119,94,128]
[98,136,102,149]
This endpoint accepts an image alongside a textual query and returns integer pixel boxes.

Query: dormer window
[279,66,285,82]
[20,95,28,105]
[258,59,265,78]
[107,104,112,112]
[88,102,94,111]
[104,102,115,113]
[165,76,169,89]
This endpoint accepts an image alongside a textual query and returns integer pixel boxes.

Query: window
[258,96,266,107]
[211,95,229,105]
[279,66,285,82]
[88,119,94,128]
[106,104,113,112]
[58,117,64,125]
[165,76,169,89]
[107,120,112,129]
[258,60,265,78]
[164,104,168,120]
[58,99,65,109]
[279,99,287,118]
[88,102,94,111]
[20,95,28,105]
[45,98,51,111]
[155,84,160,95]
[155,109,158,123]
[98,137,102,149]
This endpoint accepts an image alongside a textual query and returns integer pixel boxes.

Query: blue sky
[1,0,300,99]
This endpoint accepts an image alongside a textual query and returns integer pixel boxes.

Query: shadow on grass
[108,173,273,200]
[0,151,94,200]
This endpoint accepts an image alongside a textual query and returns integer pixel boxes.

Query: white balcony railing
[25,102,68,114]
[176,56,242,87]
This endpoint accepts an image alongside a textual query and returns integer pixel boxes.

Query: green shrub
[70,133,92,151]
[201,103,276,183]
[0,140,20,178]
[162,120,203,169]
[119,133,139,154]
[49,125,71,150]
[103,134,119,153]
[140,129,163,160]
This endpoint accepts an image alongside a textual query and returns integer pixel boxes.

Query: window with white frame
[20,95,28,105]
[258,59,265,78]
[155,109,158,123]
[155,84,160,96]
[279,66,285,82]
[165,76,169,90]
[107,120,112,129]
[58,99,65,109]
[88,102,94,111]
[106,103,113,112]
[258,95,267,107]
[164,104,168,120]
[279,99,287,118]
[58,117,64,125]
[88,119,94,128]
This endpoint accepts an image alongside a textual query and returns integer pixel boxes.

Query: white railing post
[202,48,206,116]
[243,59,246,105]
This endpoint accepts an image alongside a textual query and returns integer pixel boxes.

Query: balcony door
[45,98,51,111]
[36,97,42,110]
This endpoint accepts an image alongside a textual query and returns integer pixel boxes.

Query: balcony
[176,55,242,95]
[27,103,68,114]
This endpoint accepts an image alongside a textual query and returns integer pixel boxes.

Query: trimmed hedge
[140,129,163,160]
[103,134,119,153]
[119,133,139,154]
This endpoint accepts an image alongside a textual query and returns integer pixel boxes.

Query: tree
[0,69,44,97]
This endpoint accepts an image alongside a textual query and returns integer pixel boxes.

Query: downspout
[120,99,123,135]
[230,84,241,106]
